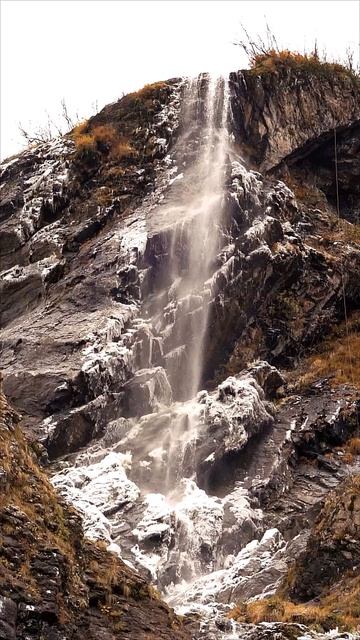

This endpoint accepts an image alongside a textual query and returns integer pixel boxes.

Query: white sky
[1,0,359,160]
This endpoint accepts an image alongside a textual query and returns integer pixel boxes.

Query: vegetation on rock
[231,475,360,633]
[294,311,360,391]
[72,121,137,162]
[236,26,359,81]
[248,49,359,80]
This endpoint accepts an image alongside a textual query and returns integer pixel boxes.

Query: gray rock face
[123,367,172,416]
[229,69,360,171]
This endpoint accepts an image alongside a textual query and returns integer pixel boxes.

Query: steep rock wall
[229,67,360,171]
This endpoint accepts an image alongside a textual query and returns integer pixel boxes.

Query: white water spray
[153,73,230,402]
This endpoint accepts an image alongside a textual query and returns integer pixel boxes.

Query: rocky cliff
[0,382,191,640]
[1,61,360,639]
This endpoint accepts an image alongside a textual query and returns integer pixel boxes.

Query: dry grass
[72,120,88,137]
[110,138,137,160]
[71,80,169,169]
[231,572,360,631]
[0,394,82,616]
[91,124,117,145]
[312,474,360,542]
[249,49,359,81]
[88,555,119,589]
[0,423,77,561]
[295,311,360,391]
[0,388,186,635]
[71,121,96,153]
[336,438,360,465]
[72,120,137,162]
[106,166,126,179]
[122,81,169,113]
[271,240,301,255]
[231,597,330,626]
[347,437,360,455]
[129,81,167,100]
[93,186,114,206]
[324,219,360,245]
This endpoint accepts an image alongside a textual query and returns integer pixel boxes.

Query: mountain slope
[1,62,360,639]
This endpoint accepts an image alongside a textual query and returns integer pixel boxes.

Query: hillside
[1,59,360,639]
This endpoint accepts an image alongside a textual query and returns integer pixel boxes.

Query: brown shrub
[72,123,117,152]
[92,124,117,146]
[72,119,136,162]
[72,120,88,137]
[130,81,167,100]
[73,133,96,152]
[110,138,137,160]
[71,121,95,152]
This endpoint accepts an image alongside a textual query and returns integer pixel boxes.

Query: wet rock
[0,385,191,640]
[1,67,360,640]
[123,367,172,416]
[169,528,287,608]
[196,368,277,488]
[0,265,44,327]
[53,451,140,542]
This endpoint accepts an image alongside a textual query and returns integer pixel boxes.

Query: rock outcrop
[229,66,360,171]
[289,474,360,601]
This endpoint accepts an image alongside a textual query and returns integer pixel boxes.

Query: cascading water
[53,73,267,616]
[112,74,235,588]
[113,74,232,495]
[149,74,230,402]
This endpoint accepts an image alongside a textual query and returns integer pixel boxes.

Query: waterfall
[150,74,230,401]
[53,73,236,591]
[128,74,232,493]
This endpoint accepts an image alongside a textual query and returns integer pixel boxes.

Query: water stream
[148,74,230,401]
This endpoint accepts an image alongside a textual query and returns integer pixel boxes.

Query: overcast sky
[1,0,359,160]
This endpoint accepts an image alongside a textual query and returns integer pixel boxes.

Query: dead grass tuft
[129,81,167,100]
[110,138,137,160]
[347,437,360,455]
[251,49,358,80]
[72,120,137,163]
[230,573,360,631]
[295,311,360,391]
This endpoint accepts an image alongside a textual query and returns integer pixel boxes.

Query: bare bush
[19,99,92,146]
[234,23,359,77]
